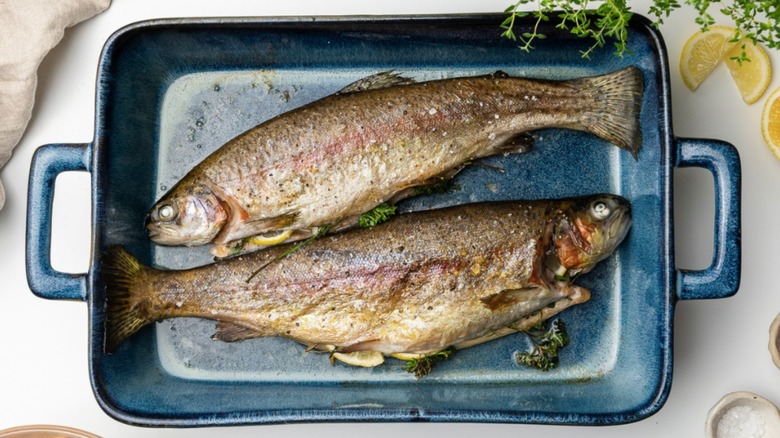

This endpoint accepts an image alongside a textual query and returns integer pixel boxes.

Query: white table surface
[1,1,778,436]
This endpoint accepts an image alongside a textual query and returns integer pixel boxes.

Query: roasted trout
[108,194,631,368]
[146,68,643,254]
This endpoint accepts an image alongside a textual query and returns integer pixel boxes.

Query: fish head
[146,179,228,246]
[552,194,632,274]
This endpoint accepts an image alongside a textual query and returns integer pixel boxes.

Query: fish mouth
[145,215,188,245]
[144,214,158,237]
[607,206,632,244]
[145,221,181,245]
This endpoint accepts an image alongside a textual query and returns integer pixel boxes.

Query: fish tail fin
[102,246,157,352]
[577,66,644,159]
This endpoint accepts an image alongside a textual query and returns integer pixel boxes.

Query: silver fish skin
[107,194,632,366]
[145,67,643,252]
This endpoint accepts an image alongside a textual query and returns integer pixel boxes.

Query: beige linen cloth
[0,0,110,210]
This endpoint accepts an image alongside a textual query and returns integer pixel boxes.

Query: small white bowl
[706,391,780,438]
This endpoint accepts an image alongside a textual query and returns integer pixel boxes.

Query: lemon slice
[724,40,772,104]
[248,229,293,246]
[390,352,427,361]
[680,25,739,91]
[330,350,385,367]
[762,86,780,159]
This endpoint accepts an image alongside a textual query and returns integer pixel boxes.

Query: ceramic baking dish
[25,14,741,426]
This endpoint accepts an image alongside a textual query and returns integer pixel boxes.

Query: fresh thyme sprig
[358,203,398,228]
[403,347,456,378]
[515,319,570,371]
[502,0,633,58]
[502,0,780,59]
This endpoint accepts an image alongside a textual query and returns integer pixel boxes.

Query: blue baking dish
[25,14,740,426]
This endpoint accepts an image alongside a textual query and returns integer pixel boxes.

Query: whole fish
[145,67,643,254]
[107,194,631,368]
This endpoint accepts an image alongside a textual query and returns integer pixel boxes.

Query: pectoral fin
[479,287,544,311]
[458,286,591,349]
[496,132,534,155]
[335,339,385,353]
[212,321,264,342]
[214,212,298,244]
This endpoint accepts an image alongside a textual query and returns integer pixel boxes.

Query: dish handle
[674,137,741,301]
[26,143,91,301]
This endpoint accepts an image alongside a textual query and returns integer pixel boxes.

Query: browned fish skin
[109,195,632,358]
[146,68,643,249]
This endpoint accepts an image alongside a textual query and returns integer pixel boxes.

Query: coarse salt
[717,405,766,438]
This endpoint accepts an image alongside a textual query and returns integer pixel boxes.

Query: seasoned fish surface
[107,195,632,367]
[146,68,643,251]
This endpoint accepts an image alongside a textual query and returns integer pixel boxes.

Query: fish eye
[157,204,177,221]
[590,201,611,220]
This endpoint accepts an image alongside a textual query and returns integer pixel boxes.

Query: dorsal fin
[337,71,415,95]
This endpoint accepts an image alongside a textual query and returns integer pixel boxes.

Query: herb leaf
[403,347,456,378]
[515,319,570,371]
[358,203,398,228]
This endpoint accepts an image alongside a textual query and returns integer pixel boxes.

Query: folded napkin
[0,0,110,210]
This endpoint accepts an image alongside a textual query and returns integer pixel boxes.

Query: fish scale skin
[127,202,560,353]
[191,75,615,240]
[108,194,632,354]
[147,69,642,247]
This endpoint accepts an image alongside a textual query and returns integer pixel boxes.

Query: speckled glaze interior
[26,14,740,426]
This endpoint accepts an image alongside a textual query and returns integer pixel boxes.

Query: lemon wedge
[680,25,772,103]
[762,86,780,159]
[724,40,772,104]
[248,229,293,246]
[680,25,739,91]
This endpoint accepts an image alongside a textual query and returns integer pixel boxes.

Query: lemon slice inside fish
[390,353,427,361]
[330,350,386,367]
[248,229,293,246]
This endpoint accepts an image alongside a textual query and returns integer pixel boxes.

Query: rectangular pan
[25,14,741,426]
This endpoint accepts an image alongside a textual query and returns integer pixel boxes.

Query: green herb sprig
[403,347,456,378]
[502,0,780,59]
[502,0,633,58]
[515,319,570,371]
[358,203,398,228]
